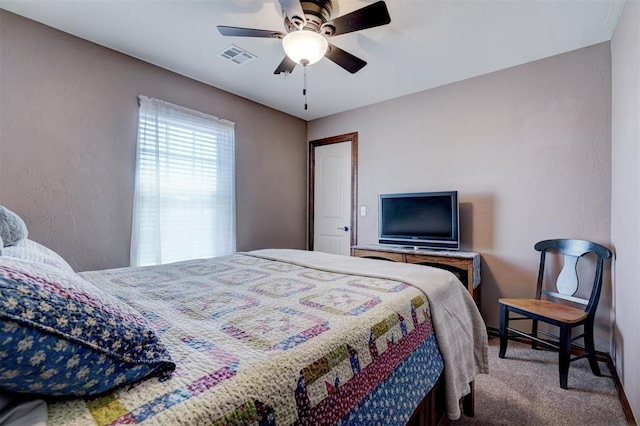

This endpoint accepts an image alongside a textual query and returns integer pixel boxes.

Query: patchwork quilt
[46,250,484,425]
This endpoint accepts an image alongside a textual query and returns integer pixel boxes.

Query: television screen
[379,191,459,250]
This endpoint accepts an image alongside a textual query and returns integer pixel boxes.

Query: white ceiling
[0,0,626,121]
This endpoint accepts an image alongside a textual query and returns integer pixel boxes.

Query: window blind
[131,96,236,266]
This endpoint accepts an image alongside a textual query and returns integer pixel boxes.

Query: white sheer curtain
[131,96,236,266]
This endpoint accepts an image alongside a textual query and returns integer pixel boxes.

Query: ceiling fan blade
[274,56,297,74]
[322,1,391,37]
[217,25,284,38]
[277,0,306,28]
[324,44,367,74]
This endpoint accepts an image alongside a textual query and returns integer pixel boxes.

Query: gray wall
[308,43,613,351]
[0,10,307,271]
[0,6,623,366]
[612,0,640,419]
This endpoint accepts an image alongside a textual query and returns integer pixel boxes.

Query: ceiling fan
[217,0,391,74]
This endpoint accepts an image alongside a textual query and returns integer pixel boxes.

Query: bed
[0,240,488,425]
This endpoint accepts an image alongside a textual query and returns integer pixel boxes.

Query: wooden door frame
[308,132,358,251]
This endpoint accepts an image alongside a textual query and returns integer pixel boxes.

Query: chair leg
[499,303,508,358]
[584,321,601,377]
[531,319,539,350]
[559,325,572,389]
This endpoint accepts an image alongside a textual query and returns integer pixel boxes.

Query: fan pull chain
[300,59,309,110]
[303,62,308,110]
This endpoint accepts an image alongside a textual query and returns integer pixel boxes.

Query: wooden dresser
[351,244,481,309]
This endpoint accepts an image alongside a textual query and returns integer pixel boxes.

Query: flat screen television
[378,191,459,250]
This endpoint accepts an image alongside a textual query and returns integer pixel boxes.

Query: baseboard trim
[607,356,638,425]
[486,326,637,425]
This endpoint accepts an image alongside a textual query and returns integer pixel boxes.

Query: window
[131,96,235,266]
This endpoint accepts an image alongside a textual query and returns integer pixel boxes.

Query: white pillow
[2,239,74,273]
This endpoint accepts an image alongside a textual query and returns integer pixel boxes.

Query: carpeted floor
[452,336,628,425]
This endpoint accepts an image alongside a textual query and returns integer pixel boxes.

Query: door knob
[338,226,349,231]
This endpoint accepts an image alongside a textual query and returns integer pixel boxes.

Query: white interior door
[313,142,352,255]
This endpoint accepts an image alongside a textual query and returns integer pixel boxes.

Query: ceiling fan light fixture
[282,30,328,66]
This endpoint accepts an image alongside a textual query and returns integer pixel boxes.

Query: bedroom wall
[308,43,613,351]
[0,10,307,271]
[611,0,640,419]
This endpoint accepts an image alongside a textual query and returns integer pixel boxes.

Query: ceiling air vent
[217,45,256,65]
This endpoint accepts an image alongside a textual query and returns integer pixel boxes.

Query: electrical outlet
[360,206,366,216]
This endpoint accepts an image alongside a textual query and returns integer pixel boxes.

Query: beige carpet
[452,336,628,425]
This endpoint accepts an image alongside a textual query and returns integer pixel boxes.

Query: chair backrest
[533,239,612,317]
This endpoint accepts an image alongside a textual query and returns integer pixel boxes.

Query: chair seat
[499,298,587,324]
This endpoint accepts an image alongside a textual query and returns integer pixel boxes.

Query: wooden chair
[498,239,612,389]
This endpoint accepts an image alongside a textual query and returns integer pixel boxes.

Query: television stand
[351,244,481,309]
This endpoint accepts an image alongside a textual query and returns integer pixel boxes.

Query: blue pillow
[0,257,175,396]
[0,206,28,247]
